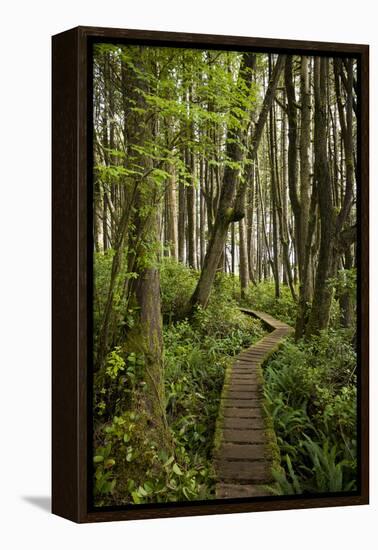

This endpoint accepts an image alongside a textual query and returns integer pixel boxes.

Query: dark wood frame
[52,25,369,523]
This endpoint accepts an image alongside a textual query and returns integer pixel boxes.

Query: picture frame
[52,25,369,523]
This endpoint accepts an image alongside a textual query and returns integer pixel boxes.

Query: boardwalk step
[222,399,261,409]
[226,391,261,399]
[223,417,265,430]
[222,407,263,419]
[216,483,271,498]
[217,461,272,483]
[219,443,267,460]
[228,377,259,383]
[223,429,266,444]
[227,383,259,390]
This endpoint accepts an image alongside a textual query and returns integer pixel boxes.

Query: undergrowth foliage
[93,260,264,505]
[263,329,357,494]
[241,281,297,325]
[93,256,357,504]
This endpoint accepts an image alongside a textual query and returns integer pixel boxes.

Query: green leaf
[143,482,153,494]
[131,491,141,504]
[93,455,104,463]
[126,451,133,462]
[163,455,174,468]
[137,486,148,497]
[172,463,183,476]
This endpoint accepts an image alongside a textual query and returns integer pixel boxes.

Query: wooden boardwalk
[214,309,293,499]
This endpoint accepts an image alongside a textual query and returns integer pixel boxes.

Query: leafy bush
[242,281,297,325]
[94,347,145,421]
[264,329,357,495]
[93,407,212,505]
[93,249,139,348]
[160,258,197,321]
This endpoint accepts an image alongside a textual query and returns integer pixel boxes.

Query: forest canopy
[92,44,357,505]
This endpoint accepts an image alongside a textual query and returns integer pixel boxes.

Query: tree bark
[239,216,249,297]
[269,91,280,299]
[186,147,197,269]
[295,56,314,338]
[134,213,170,443]
[178,175,186,263]
[306,57,336,336]
[166,163,178,259]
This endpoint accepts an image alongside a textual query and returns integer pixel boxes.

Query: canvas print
[91,43,358,507]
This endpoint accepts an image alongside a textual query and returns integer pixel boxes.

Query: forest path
[214,309,293,498]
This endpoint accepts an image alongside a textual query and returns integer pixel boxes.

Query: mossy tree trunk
[127,49,171,445]
[134,213,170,443]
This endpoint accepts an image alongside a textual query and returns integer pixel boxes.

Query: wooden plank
[222,407,263,419]
[222,399,261,408]
[216,483,271,498]
[226,386,261,393]
[223,417,265,430]
[217,461,271,483]
[226,391,261,400]
[222,429,266,443]
[219,443,267,460]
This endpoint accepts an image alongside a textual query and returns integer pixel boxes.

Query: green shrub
[160,258,197,321]
[242,281,297,325]
[93,407,212,506]
[194,301,264,348]
[93,248,139,348]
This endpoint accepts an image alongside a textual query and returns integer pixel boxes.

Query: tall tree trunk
[269,93,280,299]
[246,164,256,284]
[134,209,170,445]
[239,215,249,297]
[280,89,289,286]
[340,246,354,328]
[186,149,196,268]
[284,56,301,271]
[199,157,206,268]
[295,56,314,338]
[306,57,336,336]
[231,223,235,275]
[178,177,186,262]
[166,163,178,259]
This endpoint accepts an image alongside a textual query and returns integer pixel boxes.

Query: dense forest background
[92,44,357,506]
